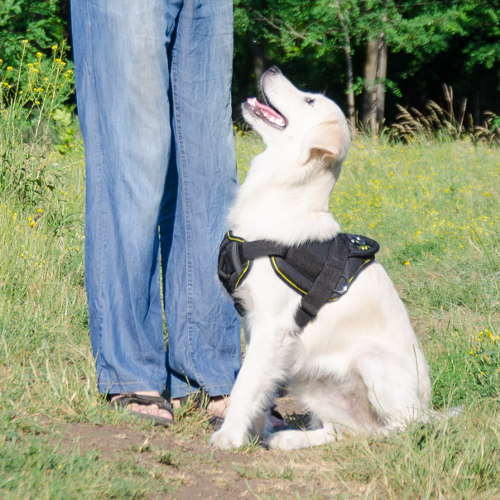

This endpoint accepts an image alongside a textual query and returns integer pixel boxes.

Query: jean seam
[82,0,107,380]
[170,22,206,390]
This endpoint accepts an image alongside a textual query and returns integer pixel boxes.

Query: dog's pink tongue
[247,97,286,127]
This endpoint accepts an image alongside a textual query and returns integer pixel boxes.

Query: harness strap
[239,239,287,261]
[218,232,286,314]
[294,235,349,328]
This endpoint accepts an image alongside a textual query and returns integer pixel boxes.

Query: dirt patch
[49,396,348,499]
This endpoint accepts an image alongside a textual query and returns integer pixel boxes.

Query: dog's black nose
[267,65,282,75]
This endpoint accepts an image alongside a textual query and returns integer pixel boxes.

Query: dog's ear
[299,120,349,165]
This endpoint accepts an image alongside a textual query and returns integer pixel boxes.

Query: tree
[234,0,359,126]
[234,0,399,131]
[233,0,499,132]
[451,0,499,121]
[333,0,356,128]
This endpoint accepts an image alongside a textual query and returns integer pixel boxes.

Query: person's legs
[71,0,181,397]
[161,0,241,399]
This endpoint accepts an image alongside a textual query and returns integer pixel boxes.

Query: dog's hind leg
[354,349,431,430]
[266,424,340,450]
[266,373,379,450]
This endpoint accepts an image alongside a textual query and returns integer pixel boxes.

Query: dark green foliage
[1,1,498,131]
[0,0,67,62]
[233,0,500,126]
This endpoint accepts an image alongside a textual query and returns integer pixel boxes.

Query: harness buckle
[349,235,366,246]
[348,233,380,257]
[333,273,349,295]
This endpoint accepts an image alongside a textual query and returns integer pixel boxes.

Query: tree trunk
[376,32,387,128]
[362,32,387,133]
[342,38,356,130]
[334,0,356,130]
[362,38,377,131]
[251,40,266,90]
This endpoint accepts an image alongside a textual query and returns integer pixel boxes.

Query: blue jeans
[70,0,241,398]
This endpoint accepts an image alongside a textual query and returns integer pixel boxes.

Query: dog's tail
[427,405,464,422]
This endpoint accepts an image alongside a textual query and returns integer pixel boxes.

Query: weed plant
[0,41,75,206]
[391,84,500,144]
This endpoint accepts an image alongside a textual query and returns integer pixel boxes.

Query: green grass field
[0,131,498,498]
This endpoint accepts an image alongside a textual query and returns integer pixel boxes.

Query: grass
[1,129,499,498]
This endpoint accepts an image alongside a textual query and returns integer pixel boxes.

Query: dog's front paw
[210,428,247,450]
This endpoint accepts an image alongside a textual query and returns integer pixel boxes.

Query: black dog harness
[218,231,379,330]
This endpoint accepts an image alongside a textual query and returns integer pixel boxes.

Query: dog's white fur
[210,67,431,450]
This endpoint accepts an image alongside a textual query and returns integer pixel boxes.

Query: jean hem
[170,384,235,399]
[98,382,166,396]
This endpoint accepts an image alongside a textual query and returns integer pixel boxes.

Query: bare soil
[50,395,351,499]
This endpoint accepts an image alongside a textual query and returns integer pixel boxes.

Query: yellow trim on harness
[271,256,308,295]
[226,231,245,243]
[226,231,250,289]
[234,261,250,288]
[327,258,372,302]
[271,255,373,300]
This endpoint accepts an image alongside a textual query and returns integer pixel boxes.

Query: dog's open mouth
[244,97,287,129]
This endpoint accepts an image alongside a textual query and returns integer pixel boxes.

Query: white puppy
[211,67,431,450]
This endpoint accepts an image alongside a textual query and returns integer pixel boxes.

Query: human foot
[206,395,230,418]
[110,391,174,426]
[172,394,286,429]
[171,393,229,417]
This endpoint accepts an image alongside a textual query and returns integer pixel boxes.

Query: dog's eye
[305,97,315,107]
